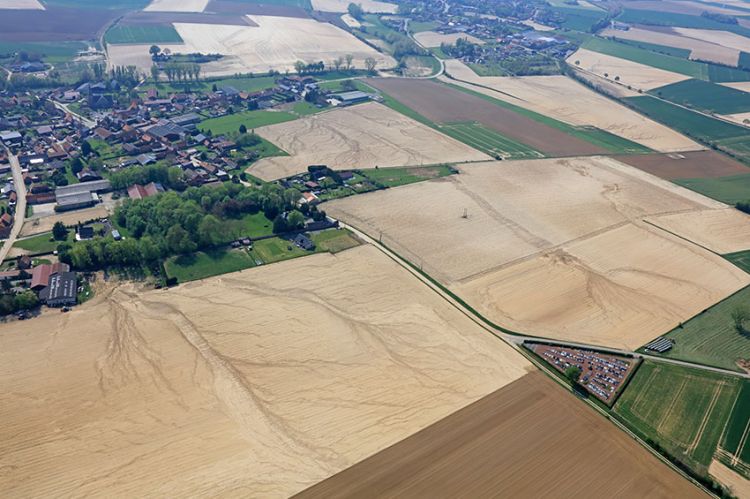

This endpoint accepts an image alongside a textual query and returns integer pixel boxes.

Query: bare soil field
[250,102,489,180]
[312,0,397,13]
[443,59,700,153]
[710,460,750,498]
[20,205,110,237]
[725,111,750,125]
[366,78,607,156]
[298,371,707,498]
[328,157,747,349]
[0,245,532,497]
[340,13,361,28]
[454,222,749,349]
[612,151,750,180]
[600,27,740,67]
[206,0,310,18]
[121,11,255,26]
[0,7,121,41]
[567,48,691,91]
[672,28,750,53]
[0,0,43,9]
[144,0,209,12]
[646,208,750,254]
[414,31,485,48]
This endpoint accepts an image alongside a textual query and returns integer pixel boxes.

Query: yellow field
[0,245,531,497]
[443,59,700,153]
[414,31,485,48]
[312,0,397,12]
[646,208,750,254]
[250,102,490,180]
[0,0,43,8]
[143,0,208,12]
[327,157,748,349]
[567,48,691,91]
[672,28,750,53]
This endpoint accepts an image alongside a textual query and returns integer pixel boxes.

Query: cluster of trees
[293,60,328,75]
[108,163,186,191]
[155,62,202,83]
[79,63,106,83]
[60,183,320,270]
[736,201,750,215]
[347,2,364,20]
[701,11,738,25]
[442,37,479,59]
[0,289,38,316]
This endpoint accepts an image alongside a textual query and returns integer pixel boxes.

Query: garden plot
[444,59,701,153]
[0,245,531,497]
[249,102,490,180]
[567,48,691,91]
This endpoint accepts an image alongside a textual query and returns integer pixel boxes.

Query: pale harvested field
[144,0,209,12]
[250,102,490,180]
[0,245,531,497]
[312,0,397,12]
[624,0,749,16]
[722,81,750,93]
[646,208,750,254]
[109,16,394,76]
[567,48,691,91]
[328,157,747,349]
[673,28,750,53]
[572,67,641,98]
[20,205,110,236]
[710,460,750,498]
[443,59,700,152]
[0,0,43,9]
[340,13,360,28]
[455,222,749,349]
[299,371,707,498]
[414,31,485,48]
[600,27,739,67]
[724,111,750,125]
[521,19,554,31]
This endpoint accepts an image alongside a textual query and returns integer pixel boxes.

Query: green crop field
[651,79,750,115]
[165,248,257,282]
[617,9,750,38]
[199,110,297,135]
[726,250,750,274]
[552,6,606,31]
[717,381,750,478]
[439,122,544,159]
[140,75,278,95]
[624,96,750,141]
[105,24,183,45]
[639,286,750,372]
[0,41,88,63]
[676,174,750,204]
[708,63,750,83]
[614,361,742,475]
[617,39,691,59]
[362,164,456,188]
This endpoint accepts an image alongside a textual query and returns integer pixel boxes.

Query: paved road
[52,100,96,128]
[0,151,27,263]
[342,221,750,380]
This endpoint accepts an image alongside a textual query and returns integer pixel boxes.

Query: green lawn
[362,165,456,188]
[199,110,297,135]
[639,285,750,372]
[105,24,183,45]
[0,41,88,63]
[717,381,750,478]
[311,228,361,253]
[409,21,439,33]
[675,174,750,204]
[614,361,742,476]
[164,248,256,282]
[139,75,278,95]
[651,79,750,115]
[13,232,72,254]
[229,212,274,238]
[439,122,544,159]
[292,101,325,116]
[552,6,607,31]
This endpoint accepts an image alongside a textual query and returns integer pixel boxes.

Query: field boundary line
[631,365,660,413]
[686,381,724,455]
[719,385,742,452]
[732,411,750,466]
[655,377,688,435]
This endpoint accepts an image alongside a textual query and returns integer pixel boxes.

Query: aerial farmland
[1,0,750,495]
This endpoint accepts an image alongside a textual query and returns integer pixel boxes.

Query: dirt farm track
[0,245,532,497]
[298,371,707,498]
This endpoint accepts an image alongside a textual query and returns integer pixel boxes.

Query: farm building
[0,131,22,145]
[127,182,164,200]
[39,272,77,307]
[329,91,372,106]
[30,262,70,291]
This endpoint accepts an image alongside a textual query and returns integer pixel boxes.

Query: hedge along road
[339,221,750,380]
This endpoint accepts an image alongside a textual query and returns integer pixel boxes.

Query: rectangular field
[299,371,707,498]
[676,174,750,204]
[717,381,750,478]
[0,0,44,9]
[645,285,750,372]
[444,59,700,153]
[652,79,750,115]
[249,102,490,180]
[311,0,396,13]
[613,151,749,180]
[614,361,741,475]
[438,122,543,159]
[413,31,485,48]
[646,208,750,254]
[366,78,608,157]
[105,24,183,44]
[198,109,297,135]
[327,157,748,349]
[143,0,209,12]
[0,244,532,497]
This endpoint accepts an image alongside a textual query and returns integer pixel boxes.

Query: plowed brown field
[365,78,607,157]
[613,151,750,180]
[0,245,531,497]
[297,371,707,498]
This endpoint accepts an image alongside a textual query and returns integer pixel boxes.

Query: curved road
[0,150,27,263]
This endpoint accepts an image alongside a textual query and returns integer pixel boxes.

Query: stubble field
[327,157,749,349]
[568,48,691,90]
[444,59,701,153]
[143,0,209,12]
[0,0,44,8]
[645,208,750,254]
[0,245,532,497]
[299,370,707,498]
[249,102,490,180]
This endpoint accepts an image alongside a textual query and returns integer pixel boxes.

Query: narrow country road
[0,150,27,263]
[52,100,96,128]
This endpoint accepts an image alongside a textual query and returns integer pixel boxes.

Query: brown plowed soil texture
[297,371,707,499]
[365,78,607,157]
[206,0,310,18]
[613,151,750,180]
[0,7,122,41]
[121,11,257,26]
